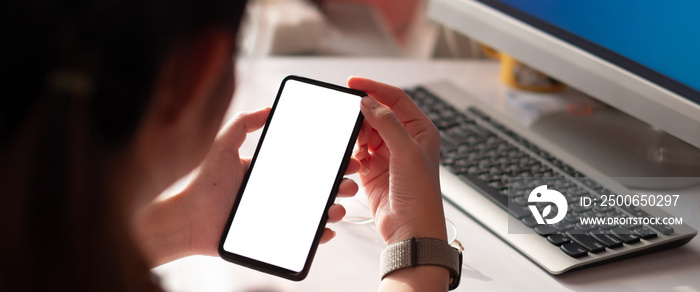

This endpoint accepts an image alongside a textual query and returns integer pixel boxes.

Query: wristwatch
[380,237,462,290]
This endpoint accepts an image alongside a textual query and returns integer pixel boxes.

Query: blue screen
[495,0,700,95]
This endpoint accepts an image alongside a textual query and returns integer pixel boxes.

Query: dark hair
[0,1,247,290]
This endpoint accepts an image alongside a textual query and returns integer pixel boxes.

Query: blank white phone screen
[223,79,362,273]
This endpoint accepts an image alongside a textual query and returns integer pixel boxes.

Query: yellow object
[482,45,564,93]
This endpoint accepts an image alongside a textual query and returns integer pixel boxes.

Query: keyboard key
[552,222,575,232]
[610,227,641,244]
[439,107,458,119]
[566,232,606,253]
[445,127,471,143]
[560,242,588,258]
[455,158,474,168]
[446,164,467,175]
[477,173,492,182]
[647,223,675,235]
[590,230,623,248]
[596,221,616,230]
[593,204,613,213]
[634,227,658,239]
[467,166,484,176]
[534,225,558,236]
[464,124,492,138]
[564,213,579,224]
[489,166,507,176]
[511,191,530,201]
[511,196,528,206]
[547,234,570,246]
[570,203,593,213]
[440,132,460,153]
[521,216,539,228]
[456,173,509,208]
[572,189,590,198]
[621,222,642,230]
[606,209,624,218]
[575,223,597,232]
[508,205,532,219]
[618,205,652,218]
[489,180,506,190]
[567,227,587,234]
[564,195,580,204]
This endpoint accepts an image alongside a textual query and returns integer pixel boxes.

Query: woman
[1,0,450,291]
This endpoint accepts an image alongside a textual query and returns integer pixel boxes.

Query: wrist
[133,192,194,267]
[383,213,448,246]
[385,224,448,245]
[380,187,447,245]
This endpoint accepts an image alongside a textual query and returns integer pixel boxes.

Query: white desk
[153,57,700,292]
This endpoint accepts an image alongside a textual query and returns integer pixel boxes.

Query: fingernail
[354,148,368,161]
[353,145,362,155]
[361,96,377,108]
[360,162,370,176]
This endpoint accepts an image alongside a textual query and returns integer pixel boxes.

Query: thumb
[216,107,270,150]
[360,97,416,152]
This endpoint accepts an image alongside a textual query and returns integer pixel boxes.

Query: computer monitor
[427,0,700,182]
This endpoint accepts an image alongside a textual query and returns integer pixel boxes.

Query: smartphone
[218,75,365,281]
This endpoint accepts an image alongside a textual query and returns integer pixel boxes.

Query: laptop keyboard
[404,85,686,262]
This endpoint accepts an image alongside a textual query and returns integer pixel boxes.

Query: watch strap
[380,237,462,290]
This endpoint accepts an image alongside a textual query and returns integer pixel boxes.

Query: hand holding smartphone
[218,76,365,280]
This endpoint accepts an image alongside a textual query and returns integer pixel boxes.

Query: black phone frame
[218,75,366,281]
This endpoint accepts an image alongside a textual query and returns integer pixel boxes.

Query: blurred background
[237,0,486,59]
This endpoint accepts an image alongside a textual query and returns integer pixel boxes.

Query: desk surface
[153,57,700,292]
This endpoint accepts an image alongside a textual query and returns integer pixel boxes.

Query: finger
[345,158,360,175]
[217,107,271,149]
[368,127,387,155]
[354,144,370,176]
[359,159,370,176]
[347,76,425,124]
[357,120,371,146]
[360,97,417,152]
[349,77,439,152]
[319,228,336,244]
[353,144,369,161]
[327,204,346,223]
[353,138,370,175]
[240,158,252,171]
[354,122,370,159]
[336,178,358,198]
